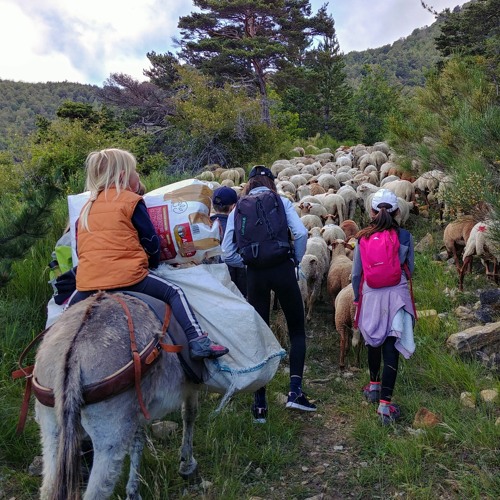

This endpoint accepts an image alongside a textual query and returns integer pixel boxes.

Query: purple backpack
[359,229,401,288]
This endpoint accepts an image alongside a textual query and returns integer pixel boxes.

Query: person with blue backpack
[221,165,317,423]
[352,188,416,425]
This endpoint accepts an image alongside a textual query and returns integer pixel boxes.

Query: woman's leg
[272,262,306,387]
[380,336,399,402]
[364,344,383,403]
[272,261,315,411]
[246,267,272,325]
[246,267,273,420]
[367,344,382,383]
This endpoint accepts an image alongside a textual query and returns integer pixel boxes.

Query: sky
[1,0,464,86]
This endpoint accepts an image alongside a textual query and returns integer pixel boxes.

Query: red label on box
[173,223,196,257]
[147,205,177,261]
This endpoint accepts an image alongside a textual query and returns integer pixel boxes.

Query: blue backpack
[234,190,292,268]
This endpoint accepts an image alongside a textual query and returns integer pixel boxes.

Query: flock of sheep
[197,142,499,368]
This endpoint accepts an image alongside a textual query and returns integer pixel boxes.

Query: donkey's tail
[53,331,84,500]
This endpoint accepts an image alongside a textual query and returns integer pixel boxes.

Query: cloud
[0,0,463,85]
[321,0,460,52]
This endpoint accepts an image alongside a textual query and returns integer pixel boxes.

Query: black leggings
[69,273,205,341]
[246,259,306,379]
[367,336,399,402]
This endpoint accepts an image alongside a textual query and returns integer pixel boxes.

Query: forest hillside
[0,9,452,150]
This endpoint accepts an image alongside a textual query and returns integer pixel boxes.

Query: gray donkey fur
[35,292,199,500]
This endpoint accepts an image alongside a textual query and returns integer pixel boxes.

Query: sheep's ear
[320,227,325,235]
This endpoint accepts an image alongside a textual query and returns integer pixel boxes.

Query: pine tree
[0,181,59,286]
[176,0,335,125]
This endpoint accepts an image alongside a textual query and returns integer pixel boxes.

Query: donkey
[34,291,199,499]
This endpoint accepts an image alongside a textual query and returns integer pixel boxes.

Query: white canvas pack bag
[152,263,286,408]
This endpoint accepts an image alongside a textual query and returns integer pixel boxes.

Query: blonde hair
[80,148,137,231]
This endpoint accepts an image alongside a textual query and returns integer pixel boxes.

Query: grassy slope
[1,206,499,499]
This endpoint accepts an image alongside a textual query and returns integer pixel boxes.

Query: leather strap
[13,293,182,433]
[109,294,150,420]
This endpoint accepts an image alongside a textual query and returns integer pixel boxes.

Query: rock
[406,427,426,437]
[200,480,213,490]
[415,233,434,253]
[454,306,475,320]
[151,420,178,440]
[475,307,495,324]
[276,393,288,405]
[495,417,500,426]
[480,289,500,306]
[28,455,43,476]
[446,322,500,357]
[480,389,499,403]
[417,309,438,318]
[460,391,476,408]
[412,407,442,428]
[333,445,344,451]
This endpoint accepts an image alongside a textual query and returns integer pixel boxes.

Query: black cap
[249,165,275,180]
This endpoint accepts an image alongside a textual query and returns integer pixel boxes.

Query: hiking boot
[362,382,381,404]
[377,402,401,426]
[286,392,317,412]
[189,334,229,360]
[251,404,268,424]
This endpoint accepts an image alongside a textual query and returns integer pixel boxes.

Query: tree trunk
[252,58,271,126]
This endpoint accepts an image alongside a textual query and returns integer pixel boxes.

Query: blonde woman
[70,148,228,361]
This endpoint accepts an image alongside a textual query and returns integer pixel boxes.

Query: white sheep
[380,174,400,187]
[289,174,308,189]
[337,185,358,221]
[300,229,330,321]
[300,214,323,230]
[320,193,347,223]
[219,168,241,184]
[277,166,301,180]
[382,179,416,203]
[335,171,354,185]
[299,201,328,218]
[327,239,353,317]
[334,283,361,369]
[317,173,341,191]
[412,169,446,204]
[379,161,399,180]
[336,155,353,168]
[443,216,475,272]
[300,163,320,176]
[196,170,215,181]
[271,160,292,177]
[321,224,346,247]
[275,180,296,198]
[459,221,500,290]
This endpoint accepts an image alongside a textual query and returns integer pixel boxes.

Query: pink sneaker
[189,334,229,360]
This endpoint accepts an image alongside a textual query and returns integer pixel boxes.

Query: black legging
[246,259,306,379]
[69,273,205,341]
[367,336,400,402]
